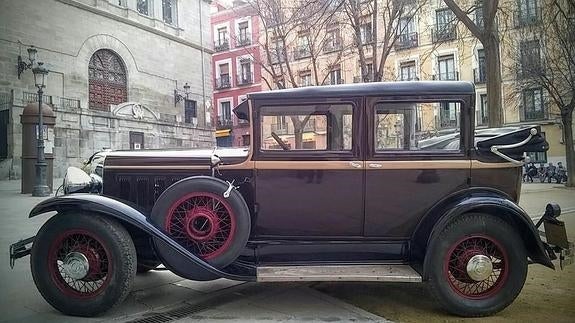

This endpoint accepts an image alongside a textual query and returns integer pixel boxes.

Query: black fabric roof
[246,81,475,99]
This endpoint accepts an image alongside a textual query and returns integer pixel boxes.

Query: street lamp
[174,82,190,107]
[31,62,50,197]
[17,46,38,79]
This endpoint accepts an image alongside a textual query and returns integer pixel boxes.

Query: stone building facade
[0,0,215,180]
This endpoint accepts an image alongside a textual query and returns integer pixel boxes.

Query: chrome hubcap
[466,254,493,281]
[62,252,90,280]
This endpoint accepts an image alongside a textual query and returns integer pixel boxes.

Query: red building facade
[211,1,261,147]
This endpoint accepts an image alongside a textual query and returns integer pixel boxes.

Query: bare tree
[506,1,575,186]
[443,0,503,127]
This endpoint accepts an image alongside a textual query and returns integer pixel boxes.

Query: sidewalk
[0,179,386,323]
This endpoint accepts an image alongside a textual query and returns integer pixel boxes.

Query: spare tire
[151,176,251,270]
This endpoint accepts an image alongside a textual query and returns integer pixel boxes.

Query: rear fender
[412,189,554,279]
[29,194,254,281]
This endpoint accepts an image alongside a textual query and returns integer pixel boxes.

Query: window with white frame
[360,22,373,43]
[300,71,312,87]
[522,88,545,121]
[219,101,232,125]
[238,58,253,85]
[237,21,250,46]
[217,63,231,89]
[137,0,151,16]
[439,102,459,129]
[400,61,417,81]
[162,0,177,25]
[478,94,488,126]
[329,67,342,85]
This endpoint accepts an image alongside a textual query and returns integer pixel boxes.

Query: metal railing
[474,68,487,84]
[517,62,545,79]
[270,49,286,64]
[520,107,547,122]
[514,8,542,28]
[214,39,229,52]
[323,41,342,53]
[271,121,316,135]
[293,46,311,60]
[353,73,373,83]
[432,25,457,42]
[215,75,231,90]
[395,32,418,50]
[237,73,254,86]
[216,118,233,130]
[432,71,459,81]
[324,78,345,85]
[60,97,81,109]
[236,33,251,47]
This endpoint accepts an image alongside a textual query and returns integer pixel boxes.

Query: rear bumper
[537,203,573,269]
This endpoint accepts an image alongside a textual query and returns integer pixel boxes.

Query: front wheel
[31,213,136,317]
[426,213,527,317]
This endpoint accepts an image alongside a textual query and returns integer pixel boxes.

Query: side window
[260,104,353,151]
[375,101,462,152]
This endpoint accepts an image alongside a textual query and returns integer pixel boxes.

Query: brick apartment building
[210,0,262,147]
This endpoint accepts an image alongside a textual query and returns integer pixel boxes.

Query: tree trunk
[485,35,503,127]
[563,110,574,187]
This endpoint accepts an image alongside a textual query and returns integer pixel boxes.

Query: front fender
[29,194,254,281]
[413,189,554,278]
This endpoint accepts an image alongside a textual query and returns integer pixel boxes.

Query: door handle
[349,162,362,169]
[368,163,383,168]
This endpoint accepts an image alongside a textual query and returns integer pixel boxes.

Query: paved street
[0,179,573,323]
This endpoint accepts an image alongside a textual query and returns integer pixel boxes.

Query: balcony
[323,41,342,53]
[270,49,286,64]
[236,34,251,47]
[353,74,373,83]
[215,76,231,90]
[23,91,53,105]
[237,73,254,86]
[323,78,345,85]
[294,46,311,60]
[474,68,487,84]
[216,118,234,130]
[270,122,316,135]
[214,39,229,52]
[432,71,459,81]
[514,8,542,28]
[432,25,457,43]
[517,62,545,79]
[520,107,547,122]
[394,32,418,50]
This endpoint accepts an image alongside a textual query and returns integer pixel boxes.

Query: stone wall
[0,0,215,179]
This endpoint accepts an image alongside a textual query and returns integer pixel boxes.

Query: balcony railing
[323,41,342,53]
[394,32,418,50]
[60,97,81,109]
[432,71,459,81]
[215,76,231,90]
[353,73,373,83]
[22,91,53,105]
[432,25,457,43]
[474,68,487,84]
[236,34,251,47]
[270,49,286,64]
[517,62,545,79]
[237,73,254,86]
[520,107,547,122]
[214,39,229,52]
[270,122,316,135]
[439,118,458,129]
[293,46,311,60]
[216,118,233,130]
[323,78,345,85]
[514,8,542,28]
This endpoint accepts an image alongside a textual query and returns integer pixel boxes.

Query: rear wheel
[31,213,136,317]
[427,213,527,317]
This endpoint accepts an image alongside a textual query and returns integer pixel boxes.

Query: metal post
[32,87,50,197]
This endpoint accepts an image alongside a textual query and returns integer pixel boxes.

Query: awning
[215,129,231,138]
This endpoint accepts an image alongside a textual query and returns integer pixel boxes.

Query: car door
[364,96,471,238]
[253,98,364,237]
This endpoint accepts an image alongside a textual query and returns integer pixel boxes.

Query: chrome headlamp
[63,167,103,194]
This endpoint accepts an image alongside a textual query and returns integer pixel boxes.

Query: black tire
[31,213,136,317]
[426,213,527,317]
[151,176,251,270]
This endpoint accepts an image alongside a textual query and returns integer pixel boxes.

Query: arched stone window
[88,49,127,111]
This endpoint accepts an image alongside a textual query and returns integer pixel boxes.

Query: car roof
[246,81,475,99]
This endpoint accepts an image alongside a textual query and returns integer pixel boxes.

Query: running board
[256,264,422,283]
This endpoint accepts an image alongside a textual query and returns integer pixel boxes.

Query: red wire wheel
[165,192,236,260]
[443,235,509,300]
[47,229,112,298]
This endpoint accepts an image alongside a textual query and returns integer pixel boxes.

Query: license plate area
[544,219,569,249]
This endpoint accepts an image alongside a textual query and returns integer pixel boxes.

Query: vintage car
[9,81,573,318]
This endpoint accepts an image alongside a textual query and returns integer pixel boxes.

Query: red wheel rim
[47,229,111,298]
[443,235,509,299]
[165,192,236,260]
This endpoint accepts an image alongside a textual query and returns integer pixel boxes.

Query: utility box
[21,102,55,194]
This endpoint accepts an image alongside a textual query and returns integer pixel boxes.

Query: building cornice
[56,0,214,54]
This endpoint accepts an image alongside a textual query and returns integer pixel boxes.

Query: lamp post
[31,62,50,197]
